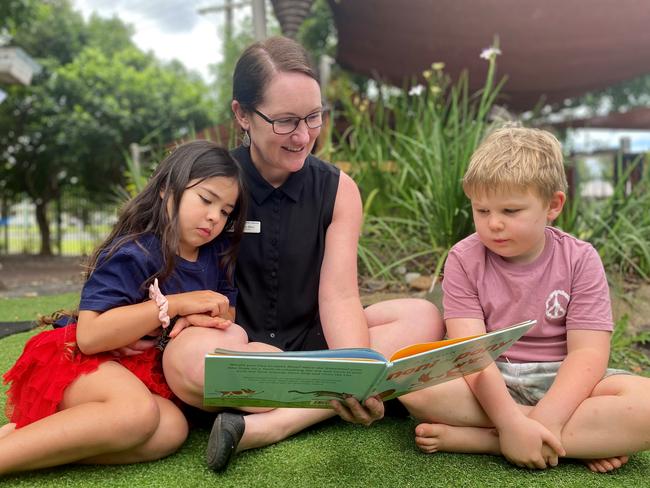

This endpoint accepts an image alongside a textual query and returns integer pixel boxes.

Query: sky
[73,0,250,81]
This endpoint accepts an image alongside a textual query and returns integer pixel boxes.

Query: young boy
[400,127,650,473]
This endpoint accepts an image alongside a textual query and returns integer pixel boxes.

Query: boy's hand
[169,313,232,338]
[528,413,564,467]
[498,415,565,469]
[330,395,384,426]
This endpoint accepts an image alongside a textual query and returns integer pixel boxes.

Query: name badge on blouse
[244,221,261,233]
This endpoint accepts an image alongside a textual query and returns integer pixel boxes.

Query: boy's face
[470,188,565,264]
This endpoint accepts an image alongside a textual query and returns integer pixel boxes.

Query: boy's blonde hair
[463,127,568,202]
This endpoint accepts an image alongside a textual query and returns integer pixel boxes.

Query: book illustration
[215,388,260,397]
[204,319,536,408]
[288,390,352,400]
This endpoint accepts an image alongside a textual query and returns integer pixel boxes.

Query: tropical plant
[557,154,650,280]
[331,44,505,279]
[609,314,650,373]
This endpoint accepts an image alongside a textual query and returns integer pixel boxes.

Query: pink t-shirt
[442,226,613,362]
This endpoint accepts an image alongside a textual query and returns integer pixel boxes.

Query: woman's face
[235,71,322,186]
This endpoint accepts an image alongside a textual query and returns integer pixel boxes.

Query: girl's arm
[77,302,162,355]
[447,318,565,468]
[318,171,370,349]
[77,289,232,354]
[167,305,236,339]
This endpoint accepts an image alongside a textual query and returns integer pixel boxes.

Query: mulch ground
[0,255,84,298]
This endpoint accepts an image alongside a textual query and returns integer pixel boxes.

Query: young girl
[0,140,250,474]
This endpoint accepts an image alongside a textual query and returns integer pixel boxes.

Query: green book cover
[204,320,535,408]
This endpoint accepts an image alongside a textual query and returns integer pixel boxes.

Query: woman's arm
[318,171,370,349]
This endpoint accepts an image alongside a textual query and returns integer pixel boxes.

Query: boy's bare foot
[583,455,629,473]
[414,422,500,455]
[414,423,447,453]
[0,423,16,439]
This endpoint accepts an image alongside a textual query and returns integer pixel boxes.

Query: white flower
[408,84,425,96]
[480,47,502,60]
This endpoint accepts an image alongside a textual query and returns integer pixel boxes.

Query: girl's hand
[168,290,231,319]
[110,336,159,357]
[169,313,232,338]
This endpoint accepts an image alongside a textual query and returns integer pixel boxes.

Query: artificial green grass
[1,329,650,487]
[0,292,80,322]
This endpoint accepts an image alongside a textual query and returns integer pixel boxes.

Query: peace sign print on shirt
[545,289,570,320]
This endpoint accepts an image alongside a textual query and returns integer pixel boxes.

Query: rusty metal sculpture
[271,0,315,39]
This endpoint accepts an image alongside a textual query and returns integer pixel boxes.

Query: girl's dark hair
[233,36,318,112]
[87,140,247,286]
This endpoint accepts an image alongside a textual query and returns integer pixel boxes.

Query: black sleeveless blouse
[231,146,340,351]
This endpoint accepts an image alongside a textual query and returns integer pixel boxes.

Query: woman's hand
[169,313,232,338]
[330,395,385,426]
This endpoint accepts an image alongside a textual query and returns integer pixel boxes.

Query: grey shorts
[495,360,631,406]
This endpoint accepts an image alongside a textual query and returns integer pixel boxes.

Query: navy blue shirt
[55,233,237,326]
[231,146,340,351]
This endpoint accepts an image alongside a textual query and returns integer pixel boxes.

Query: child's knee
[399,389,438,420]
[407,299,444,339]
[222,323,251,345]
[109,393,161,448]
[149,405,189,458]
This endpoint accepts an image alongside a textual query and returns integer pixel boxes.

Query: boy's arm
[528,243,613,437]
[527,329,610,437]
[448,318,565,468]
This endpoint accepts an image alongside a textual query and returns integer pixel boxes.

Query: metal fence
[0,194,118,256]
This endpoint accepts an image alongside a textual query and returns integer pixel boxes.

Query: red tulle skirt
[3,324,174,428]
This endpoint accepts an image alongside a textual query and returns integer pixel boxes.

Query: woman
[162,36,444,471]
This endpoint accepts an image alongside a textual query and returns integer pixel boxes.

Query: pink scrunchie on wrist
[148,278,170,328]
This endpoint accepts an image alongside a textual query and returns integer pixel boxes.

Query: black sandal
[206,412,245,472]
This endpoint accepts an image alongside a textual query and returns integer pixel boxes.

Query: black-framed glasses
[253,108,327,135]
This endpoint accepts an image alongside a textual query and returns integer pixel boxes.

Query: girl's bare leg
[79,395,188,464]
[0,424,16,439]
[0,361,186,474]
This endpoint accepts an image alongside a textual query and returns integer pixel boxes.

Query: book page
[204,356,387,408]
[209,347,387,361]
[370,320,535,400]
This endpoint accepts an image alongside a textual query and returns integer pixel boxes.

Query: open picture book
[204,319,535,408]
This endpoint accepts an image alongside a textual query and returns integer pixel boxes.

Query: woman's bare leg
[163,325,281,408]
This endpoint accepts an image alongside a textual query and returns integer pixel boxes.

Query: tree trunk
[35,200,52,256]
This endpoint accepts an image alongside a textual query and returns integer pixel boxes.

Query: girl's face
[470,188,564,264]
[233,71,322,187]
[174,176,239,261]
